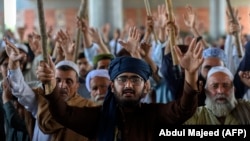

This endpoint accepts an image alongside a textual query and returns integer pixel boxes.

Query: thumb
[118,40,127,48]
[48,55,55,69]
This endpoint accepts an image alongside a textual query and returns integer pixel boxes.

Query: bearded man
[184,66,250,125]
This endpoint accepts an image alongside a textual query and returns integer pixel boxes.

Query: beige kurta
[34,87,95,141]
[184,99,250,125]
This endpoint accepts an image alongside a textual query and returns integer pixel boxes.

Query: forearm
[45,84,100,138]
[8,68,38,116]
[144,56,161,83]
[158,27,166,43]
[184,70,198,91]
[83,32,93,48]
[83,44,99,66]
[98,41,110,54]
[179,81,199,114]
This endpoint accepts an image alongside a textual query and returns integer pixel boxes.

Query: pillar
[209,0,226,41]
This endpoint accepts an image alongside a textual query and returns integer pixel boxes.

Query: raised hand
[4,38,24,63]
[226,8,241,34]
[239,71,250,87]
[183,5,196,29]
[174,38,204,74]
[89,27,103,44]
[55,29,75,61]
[119,26,141,56]
[77,17,90,34]
[36,56,56,85]
[28,32,42,56]
[140,42,152,58]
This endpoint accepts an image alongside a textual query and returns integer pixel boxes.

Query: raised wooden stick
[165,0,182,79]
[74,0,88,62]
[143,0,158,41]
[226,0,243,58]
[37,0,52,94]
[37,0,48,63]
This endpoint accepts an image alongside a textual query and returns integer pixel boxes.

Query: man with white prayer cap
[85,69,111,105]
[184,66,250,125]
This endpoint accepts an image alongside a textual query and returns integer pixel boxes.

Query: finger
[195,42,203,59]
[187,38,197,52]
[118,40,127,48]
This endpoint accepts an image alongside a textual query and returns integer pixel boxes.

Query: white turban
[15,43,29,54]
[85,69,110,92]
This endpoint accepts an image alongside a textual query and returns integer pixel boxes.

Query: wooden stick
[165,0,178,65]
[37,0,52,94]
[37,0,48,63]
[226,0,243,58]
[74,0,88,62]
[143,0,158,41]
[165,0,182,79]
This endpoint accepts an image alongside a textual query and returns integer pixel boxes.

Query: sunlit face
[96,59,111,70]
[111,72,147,107]
[90,76,110,105]
[77,58,92,77]
[0,58,9,78]
[200,57,224,79]
[205,72,236,117]
[55,69,79,101]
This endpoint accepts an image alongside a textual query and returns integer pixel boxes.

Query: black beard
[117,99,140,108]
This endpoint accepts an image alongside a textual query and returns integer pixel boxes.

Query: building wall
[0,0,250,40]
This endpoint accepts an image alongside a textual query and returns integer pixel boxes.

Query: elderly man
[5,39,95,141]
[184,66,250,124]
[85,69,111,105]
[161,47,226,106]
[37,38,203,141]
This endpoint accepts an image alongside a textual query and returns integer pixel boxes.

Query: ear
[110,82,115,93]
[75,80,80,89]
[142,80,150,98]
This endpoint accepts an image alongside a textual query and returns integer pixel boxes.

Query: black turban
[108,56,152,81]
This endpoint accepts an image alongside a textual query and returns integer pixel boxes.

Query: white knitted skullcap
[55,60,80,76]
[85,69,110,92]
[207,66,234,81]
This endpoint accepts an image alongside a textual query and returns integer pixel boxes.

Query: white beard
[205,92,237,117]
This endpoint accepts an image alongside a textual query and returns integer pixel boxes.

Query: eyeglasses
[115,76,143,86]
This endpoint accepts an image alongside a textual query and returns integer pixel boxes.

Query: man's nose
[124,79,133,88]
[59,81,67,88]
[217,85,226,93]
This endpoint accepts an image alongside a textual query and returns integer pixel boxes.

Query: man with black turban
[37,42,201,141]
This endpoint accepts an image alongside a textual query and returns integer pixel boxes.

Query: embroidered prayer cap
[202,47,226,63]
[85,69,110,92]
[93,53,114,67]
[15,43,29,54]
[207,66,234,81]
[55,60,80,77]
[108,56,152,81]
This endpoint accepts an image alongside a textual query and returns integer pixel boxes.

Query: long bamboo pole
[74,0,88,62]
[37,0,48,63]
[226,0,243,58]
[165,0,182,79]
[37,0,52,94]
[143,0,158,42]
